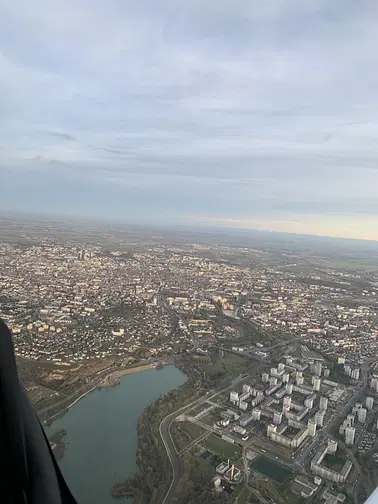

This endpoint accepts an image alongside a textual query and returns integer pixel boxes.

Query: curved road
[159,404,190,504]
[159,375,247,504]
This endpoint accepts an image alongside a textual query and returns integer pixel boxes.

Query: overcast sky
[1,0,378,240]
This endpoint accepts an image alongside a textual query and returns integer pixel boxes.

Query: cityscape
[3,0,378,503]
[1,217,378,504]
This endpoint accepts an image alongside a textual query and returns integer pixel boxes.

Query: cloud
[49,132,76,141]
[1,0,378,239]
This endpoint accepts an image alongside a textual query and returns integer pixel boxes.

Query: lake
[249,456,293,482]
[46,365,187,504]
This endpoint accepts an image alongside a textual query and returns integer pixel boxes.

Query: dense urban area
[1,216,378,504]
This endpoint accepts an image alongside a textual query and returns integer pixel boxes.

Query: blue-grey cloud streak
[1,0,378,239]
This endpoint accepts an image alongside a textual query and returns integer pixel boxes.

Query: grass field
[204,352,250,379]
[201,434,241,460]
[171,421,208,452]
[237,487,252,504]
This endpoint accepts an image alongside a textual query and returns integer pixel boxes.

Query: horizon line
[1,209,378,246]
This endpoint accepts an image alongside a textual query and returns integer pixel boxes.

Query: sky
[1,0,378,241]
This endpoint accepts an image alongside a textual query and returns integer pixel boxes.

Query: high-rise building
[323,368,330,378]
[351,368,360,380]
[308,420,317,437]
[286,383,293,394]
[312,362,323,376]
[252,408,261,421]
[262,372,269,383]
[357,408,367,423]
[345,426,355,446]
[239,400,248,411]
[242,384,252,394]
[347,413,355,425]
[267,424,277,437]
[328,439,338,454]
[273,411,283,425]
[313,377,321,392]
[344,365,352,376]
[315,410,325,427]
[366,396,374,411]
[283,395,292,409]
[269,376,278,386]
[278,363,285,373]
[230,391,239,403]
[282,373,290,383]
[320,397,328,411]
[305,396,314,409]
[282,404,290,417]
[371,378,378,392]
[296,376,304,385]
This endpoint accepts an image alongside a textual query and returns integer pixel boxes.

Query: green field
[171,421,208,452]
[204,352,250,379]
[237,487,252,504]
[201,434,241,460]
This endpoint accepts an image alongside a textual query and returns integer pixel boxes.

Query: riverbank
[49,428,67,461]
[41,361,167,424]
[111,360,204,503]
[46,365,188,504]
[100,362,167,387]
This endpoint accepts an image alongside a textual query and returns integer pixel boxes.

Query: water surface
[46,366,187,504]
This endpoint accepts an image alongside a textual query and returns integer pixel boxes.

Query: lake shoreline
[42,361,169,425]
[109,361,203,503]
[45,365,189,504]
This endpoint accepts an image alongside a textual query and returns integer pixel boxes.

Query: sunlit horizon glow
[1,1,378,242]
[196,215,378,242]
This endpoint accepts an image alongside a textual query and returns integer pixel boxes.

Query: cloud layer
[1,0,378,239]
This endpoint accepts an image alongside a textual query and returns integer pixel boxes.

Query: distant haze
[1,1,378,241]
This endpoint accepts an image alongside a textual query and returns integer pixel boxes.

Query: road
[159,374,247,504]
[220,337,298,360]
[40,364,118,421]
[242,446,250,484]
